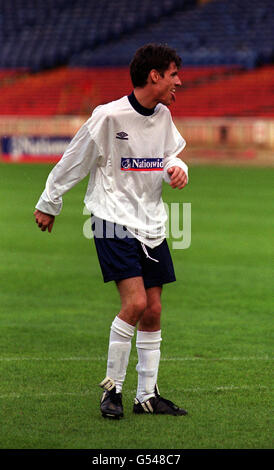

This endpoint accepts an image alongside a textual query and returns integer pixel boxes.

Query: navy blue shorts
[91,217,176,289]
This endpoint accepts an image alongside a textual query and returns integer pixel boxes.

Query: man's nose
[175,76,182,86]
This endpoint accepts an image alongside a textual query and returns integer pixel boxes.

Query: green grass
[0,163,273,449]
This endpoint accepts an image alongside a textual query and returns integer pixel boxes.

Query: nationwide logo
[116,131,128,140]
[121,157,163,171]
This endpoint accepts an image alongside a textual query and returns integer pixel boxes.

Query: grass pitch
[0,162,273,449]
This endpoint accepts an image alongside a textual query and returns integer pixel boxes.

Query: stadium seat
[0,65,273,117]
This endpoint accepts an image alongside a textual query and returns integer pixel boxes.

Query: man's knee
[119,295,147,326]
[148,301,162,317]
[140,301,162,330]
[133,296,147,316]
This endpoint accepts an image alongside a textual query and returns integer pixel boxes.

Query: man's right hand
[34,209,55,233]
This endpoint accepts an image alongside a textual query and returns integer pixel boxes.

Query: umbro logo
[116,131,128,140]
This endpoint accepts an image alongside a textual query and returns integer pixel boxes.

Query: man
[34,43,189,419]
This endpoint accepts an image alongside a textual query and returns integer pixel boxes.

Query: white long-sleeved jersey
[35,94,188,248]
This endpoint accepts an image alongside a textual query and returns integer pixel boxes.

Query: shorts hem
[144,277,176,289]
[103,270,143,283]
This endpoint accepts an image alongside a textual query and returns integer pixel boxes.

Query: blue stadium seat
[0,0,273,70]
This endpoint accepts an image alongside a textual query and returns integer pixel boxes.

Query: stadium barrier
[0,116,273,164]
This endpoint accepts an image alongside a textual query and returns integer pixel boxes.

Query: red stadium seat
[0,65,273,117]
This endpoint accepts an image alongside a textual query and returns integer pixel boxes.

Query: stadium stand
[0,0,196,70]
[0,0,273,70]
[68,0,273,69]
[0,0,273,118]
[172,65,274,117]
[0,64,273,117]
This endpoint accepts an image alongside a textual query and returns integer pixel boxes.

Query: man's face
[155,61,182,106]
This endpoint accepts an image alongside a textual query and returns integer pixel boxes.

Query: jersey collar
[128,91,155,116]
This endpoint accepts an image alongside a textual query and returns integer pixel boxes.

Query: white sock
[106,316,135,393]
[136,330,162,403]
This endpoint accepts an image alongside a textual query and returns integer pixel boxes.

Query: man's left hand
[167,166,188,189]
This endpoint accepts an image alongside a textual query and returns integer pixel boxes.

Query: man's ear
[149,69,160,84]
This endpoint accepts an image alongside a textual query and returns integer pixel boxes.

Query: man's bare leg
[117,276,147,326]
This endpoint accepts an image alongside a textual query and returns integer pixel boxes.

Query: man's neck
[128,91,155,116]
[133,87,158,110]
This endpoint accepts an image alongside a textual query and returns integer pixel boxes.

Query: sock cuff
[136,330,162,350]
[111,316,135,339]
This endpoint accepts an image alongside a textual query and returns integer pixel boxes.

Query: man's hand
[167,166,188,189]
[34,209,55,233]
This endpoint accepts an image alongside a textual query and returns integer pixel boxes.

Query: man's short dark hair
[130,43,182,88]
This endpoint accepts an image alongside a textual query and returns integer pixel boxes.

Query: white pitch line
[0,356,273,362]
[161,356,273,362]
[0,384,268,400]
